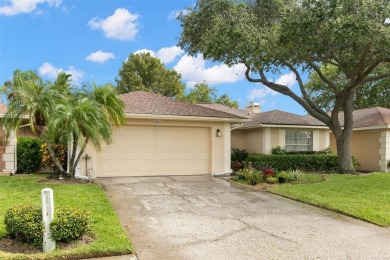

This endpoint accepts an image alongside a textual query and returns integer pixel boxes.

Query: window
[285,131,313,152]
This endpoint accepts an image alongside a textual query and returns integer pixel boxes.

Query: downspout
[213,170,233,176]
[230,123,244,131]
[74,154,90,181]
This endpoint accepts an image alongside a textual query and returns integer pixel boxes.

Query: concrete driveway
[100,175,390,260]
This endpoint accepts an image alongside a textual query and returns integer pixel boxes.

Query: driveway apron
[100,176,390,260]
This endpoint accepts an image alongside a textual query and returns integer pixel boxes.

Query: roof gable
[119,91,247,120]
[239,110,326,128]
[337,107,390,128]
[196,103,251,119]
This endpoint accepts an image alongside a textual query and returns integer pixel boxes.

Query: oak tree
[178,0,390,173]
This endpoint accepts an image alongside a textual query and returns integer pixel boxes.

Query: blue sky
[0,0,307,114]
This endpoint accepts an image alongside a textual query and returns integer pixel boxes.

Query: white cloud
[86,50,115,64]
[275,72,296,88]
[88,8,140,41]
[168,9,190,20]
[0,0,61,16]
[247,72,296,101]
[156,46,183,63]
[133,46,183,64]
[134,49,155,56]
[247,88,273,100]
[174,54,246,87]
[38,62,84,85]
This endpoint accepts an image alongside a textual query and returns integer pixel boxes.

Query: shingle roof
[0,104,7,114]
[239,110,326,128]
[119,91,248,119]
[196,103,252,119]
[337,107,390,128]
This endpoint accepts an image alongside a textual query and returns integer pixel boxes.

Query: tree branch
[347,43,372,79]
[244,65,331,126]
[284,63,329,118]
[361,60,381,79]
[360,72,390,85]
[307,61,338,92]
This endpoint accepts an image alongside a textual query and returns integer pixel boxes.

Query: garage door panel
[99,126,210,177]
[127,152,142,160]
[142,151,155,160]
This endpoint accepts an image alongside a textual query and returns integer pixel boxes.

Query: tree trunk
[334,131,355,173]
[330,90,356,174]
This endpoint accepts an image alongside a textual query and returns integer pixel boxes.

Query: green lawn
[269,173,390,226]
[0,174,132,259]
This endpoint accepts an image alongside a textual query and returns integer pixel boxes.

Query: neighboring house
[0,104,40,173]
[329,107,390,172]
[81,91,248,177]
[231,104,330,154]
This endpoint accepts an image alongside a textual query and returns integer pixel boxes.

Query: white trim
[238,124,328,130]
[352,125,389,131]
[124,113,249,123]
[279,129,285,147]
[313,130,319,151]
[263,128,271,154]
[223,122,231,173]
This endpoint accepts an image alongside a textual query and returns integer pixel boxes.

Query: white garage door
[99,126,210,177]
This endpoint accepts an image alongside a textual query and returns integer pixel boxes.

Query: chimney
[245,102,261,114]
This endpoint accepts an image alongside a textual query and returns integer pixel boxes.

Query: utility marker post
[41,188,56,252]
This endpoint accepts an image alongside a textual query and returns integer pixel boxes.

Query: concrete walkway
[100,175,390,260]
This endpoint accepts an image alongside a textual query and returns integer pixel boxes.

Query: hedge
[17,137,43,173]
[4,205,92,247]
[247,153,339,171]
[4,205,44,246]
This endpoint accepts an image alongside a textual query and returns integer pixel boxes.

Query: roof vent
[245,102,261,114]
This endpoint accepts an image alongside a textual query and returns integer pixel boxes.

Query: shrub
[231,161,243,172]
[271,146,286,155]
[4,205,44,246]
[231,148,248,172]
[266,177,277,184]
[277,171,291,180]
[271,146,334,155]
[261,165,275,180]
[231,148,248,162]
[17,137,43,173]
[287,169,304,181]
[50,207,92,242]
[248,153,339,172]
[4,205,92,246]
[40,143,67,172]
[237,168,262,185]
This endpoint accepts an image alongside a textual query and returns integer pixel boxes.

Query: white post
[41,188,56,252]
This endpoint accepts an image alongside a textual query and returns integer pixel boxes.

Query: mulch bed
[0,235,94,254]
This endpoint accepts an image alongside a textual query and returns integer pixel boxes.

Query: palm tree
[1,70,67,173]
[48,95,113,177]
[50,82,125,178]
[2,70,125,178]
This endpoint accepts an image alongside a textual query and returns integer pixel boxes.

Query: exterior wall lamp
[216,129,222,137]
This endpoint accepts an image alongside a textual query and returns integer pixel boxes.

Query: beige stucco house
[230,104,330,154]
[0,104,39,173]
[329,107,390,172]
[80,91,248,178]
